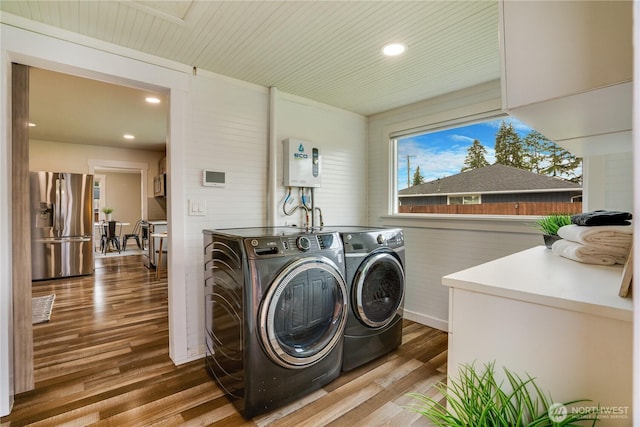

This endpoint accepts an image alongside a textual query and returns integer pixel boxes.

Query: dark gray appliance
[203,227,348,418]
[30,171,94,280]
[330,226,405,372]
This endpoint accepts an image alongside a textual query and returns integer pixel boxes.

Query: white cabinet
[443,247,632,426]
[153,174,166,198]
[499,1,632,156]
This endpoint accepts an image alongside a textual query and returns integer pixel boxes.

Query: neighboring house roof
[399,164,581,196]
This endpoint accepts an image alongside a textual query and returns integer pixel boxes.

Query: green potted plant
[406,362,598,426]
[535,214,572,248]
[102,207,114,221]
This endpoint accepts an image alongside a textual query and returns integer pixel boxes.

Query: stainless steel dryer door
[259,257,347,369]
[353,251,405,328]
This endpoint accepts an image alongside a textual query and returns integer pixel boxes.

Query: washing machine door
[353,251,405,328]
[259,256,348,369]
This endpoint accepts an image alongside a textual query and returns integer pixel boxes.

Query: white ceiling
[29,67,168,151]
[1,0,501,151]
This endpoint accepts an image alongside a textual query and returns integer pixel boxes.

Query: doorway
[15,65,169,395]
[91,166,144,258]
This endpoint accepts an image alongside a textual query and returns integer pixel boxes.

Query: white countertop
[442,246,632,322]
[146,220,167,225]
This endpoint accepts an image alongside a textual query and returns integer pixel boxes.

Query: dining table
[93,221,130,252]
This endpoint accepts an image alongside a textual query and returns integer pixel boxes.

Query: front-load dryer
[202,227,348,418]
[330,226,405,372]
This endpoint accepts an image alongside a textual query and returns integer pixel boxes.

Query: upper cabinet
[499,0,632,156]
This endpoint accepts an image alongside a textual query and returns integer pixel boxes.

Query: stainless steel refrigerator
[30,171,94,280]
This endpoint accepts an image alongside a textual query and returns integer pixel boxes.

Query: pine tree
[540,143,583,184]
[412,166,425,186]
[461,139,489,172]
[521,131,547,173]
[494,121,524,168]
[522,130,582,183]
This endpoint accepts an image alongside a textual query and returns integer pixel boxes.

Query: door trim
[88,159,148,221]
[12,63,34,394]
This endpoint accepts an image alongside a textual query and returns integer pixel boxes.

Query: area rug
[32,294,55,324]
[94,248,144,259]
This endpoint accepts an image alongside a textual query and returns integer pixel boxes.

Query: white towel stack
[551,224,632,265]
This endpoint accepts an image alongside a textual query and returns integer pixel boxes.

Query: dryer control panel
[342,229,404,253]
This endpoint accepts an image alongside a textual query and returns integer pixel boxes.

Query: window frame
[388,109,507,216]
[448,194,482,205]
[388,110,582,219]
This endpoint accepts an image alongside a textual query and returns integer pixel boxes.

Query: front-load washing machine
[202,227,348,418]
[330,226,405,372]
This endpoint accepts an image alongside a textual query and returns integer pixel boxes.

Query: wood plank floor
[1,255,447,426]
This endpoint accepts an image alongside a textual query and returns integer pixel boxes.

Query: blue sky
[397,117,536,190]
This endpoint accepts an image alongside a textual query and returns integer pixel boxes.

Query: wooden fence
[399,202,582,216]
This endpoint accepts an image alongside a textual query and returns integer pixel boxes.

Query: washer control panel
[246,232,340,258]
[296,236,311,251]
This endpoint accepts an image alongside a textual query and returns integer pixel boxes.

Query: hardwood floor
[1,255,447,426]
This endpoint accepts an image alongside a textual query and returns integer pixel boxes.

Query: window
[448,195,481,205]
[395,117,582,216]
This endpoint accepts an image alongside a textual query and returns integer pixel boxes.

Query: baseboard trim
[403,309,448,332]
[171,347,205,366]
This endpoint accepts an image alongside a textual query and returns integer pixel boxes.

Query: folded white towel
[557,224,632,257]
[551,239,627,265]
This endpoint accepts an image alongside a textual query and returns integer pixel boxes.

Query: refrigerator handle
[54,176,63,236]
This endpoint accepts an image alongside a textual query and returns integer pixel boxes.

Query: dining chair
[99,221,108,253]
[123,219,142,251]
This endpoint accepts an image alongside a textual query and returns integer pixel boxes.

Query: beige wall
[29,139,167,229]
[102,172,141,236]
[30,139,164,176]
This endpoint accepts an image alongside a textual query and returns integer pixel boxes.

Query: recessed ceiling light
[381,43,406,57]
[28,122,36,127]
[123,134,135,140]
[145,96,161,104]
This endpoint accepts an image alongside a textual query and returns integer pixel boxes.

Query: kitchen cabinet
[153,173,166,198]
[443,246,632,426]
[499,1,632,156]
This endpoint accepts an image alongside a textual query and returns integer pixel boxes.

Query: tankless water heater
[283,138,321,187]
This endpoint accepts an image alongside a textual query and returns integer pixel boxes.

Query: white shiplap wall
[367,80,542,330]
[398,221,540,329]
[275,92,368,228]
[182,73,368,357]
[583,152,633,213]
[605,152,634,212]
[183,73,270,356]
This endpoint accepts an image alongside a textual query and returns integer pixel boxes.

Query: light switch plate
[188,199,206,216]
